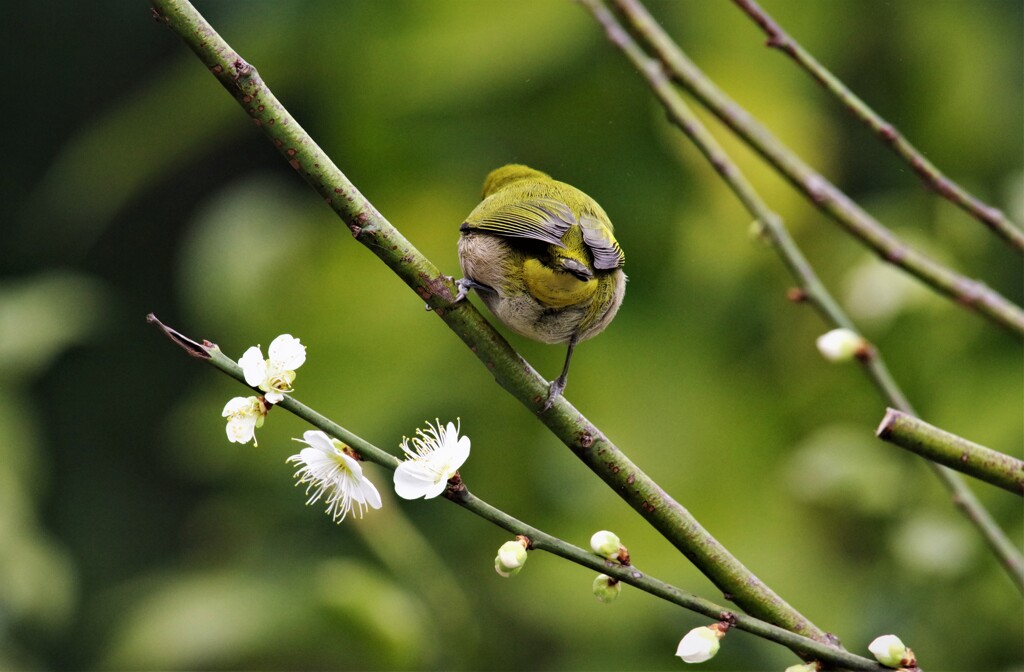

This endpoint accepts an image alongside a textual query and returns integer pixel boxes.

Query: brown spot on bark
[786,287,807,302]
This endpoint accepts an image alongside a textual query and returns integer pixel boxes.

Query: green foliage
[3,0,1021,669]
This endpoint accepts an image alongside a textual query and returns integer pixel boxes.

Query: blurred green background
[2,0,1021,669]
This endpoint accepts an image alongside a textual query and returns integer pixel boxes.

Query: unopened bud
[675,624,726,664]
[868,634,915,668]
[494,539,528,577]
[590,530,622,561]
[816,328,866,363]
[592,574,621,603]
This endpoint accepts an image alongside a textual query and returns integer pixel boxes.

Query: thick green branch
[877,409,1024,496]
[146,314,882,670]
[610,0,1024,335]
[150,0,832,644]
[583,0,1024,594]
[731,0,1024,254]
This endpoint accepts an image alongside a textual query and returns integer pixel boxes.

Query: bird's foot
[542,376,567,412]
[454,277,492,303]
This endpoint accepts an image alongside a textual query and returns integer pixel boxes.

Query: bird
[455,164,626,410]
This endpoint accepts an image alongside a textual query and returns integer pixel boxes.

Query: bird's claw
[541,377,566,412]
[454,278,474,303]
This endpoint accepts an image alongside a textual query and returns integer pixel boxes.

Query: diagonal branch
[731,0,1024,254]
[149,0,835,645]
[581,0,1024,594]
[610,0,1024,336]
[877,409,1024,496]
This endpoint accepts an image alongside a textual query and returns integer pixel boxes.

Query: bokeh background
[2,0,1022,669]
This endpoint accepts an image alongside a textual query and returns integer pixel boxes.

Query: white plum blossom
[288,430,382,523]
[675,625,725,664]
[222,395,268,445]
[393,419,470,500]
[239,334,307,404]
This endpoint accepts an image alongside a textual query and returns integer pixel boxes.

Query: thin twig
[610,0,1024,336]
[149,0,834,644]
[583,0,1024,593]
[146,313,883,670]
[877,409,1024,496]
[731,0,1024,254]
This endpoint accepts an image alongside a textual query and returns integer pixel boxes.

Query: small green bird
[456,164,626,410]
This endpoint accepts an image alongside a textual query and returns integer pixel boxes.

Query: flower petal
[301,430,334,453]
[393,463,432,499]
[222,396,251,416]
[268,334,306,369]
[422,475,449,499]
[358,476,383,510]
[226,416,255,443]
[452,435,471,470]
[238,346,267,387]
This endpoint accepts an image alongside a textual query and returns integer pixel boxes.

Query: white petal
[268,334,307,369]
[393,463,432,499]
[422,475,449,499]
[238,346,267,387]
[444,421,458,442]
[358,476,383,510]
[222,396,251,416]
[264,391,284,404]
[338,463,380,512]
[452,435,471,470]
[226,416,255,443]
[301,430,335,453]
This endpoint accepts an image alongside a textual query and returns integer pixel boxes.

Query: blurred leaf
[0,271,108,379]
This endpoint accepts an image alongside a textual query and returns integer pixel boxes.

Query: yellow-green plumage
[456,164,626,409]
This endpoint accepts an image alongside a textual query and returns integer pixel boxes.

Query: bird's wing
[462,197,575,248]
[579,214,626,270]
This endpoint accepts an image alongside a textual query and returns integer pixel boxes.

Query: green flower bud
[590,530,622,560]
[592,574,621,603]
[868,634,914,668]
[815,328,866,363]
[494,558,523,578]
[494,539,528,577]
[675,625,724,664]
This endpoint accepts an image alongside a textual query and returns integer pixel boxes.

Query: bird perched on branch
[455,164,626,410]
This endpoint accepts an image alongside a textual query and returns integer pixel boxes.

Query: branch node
[878,123,899,144]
